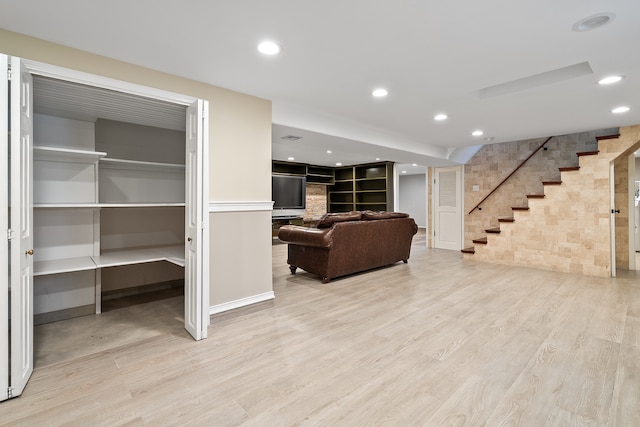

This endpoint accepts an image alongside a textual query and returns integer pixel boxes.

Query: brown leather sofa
[277,211,418,283]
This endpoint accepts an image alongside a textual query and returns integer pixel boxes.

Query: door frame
[610,161,616,277]
[19,59,210,338]
[433,165,464,250]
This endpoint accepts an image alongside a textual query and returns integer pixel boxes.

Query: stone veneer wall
[464,128,618,247]
[465,125,640,277]
[304,183,327,221]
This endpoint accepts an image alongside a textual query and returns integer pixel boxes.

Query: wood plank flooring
[2,239,640,426]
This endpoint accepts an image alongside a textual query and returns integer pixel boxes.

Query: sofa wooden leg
[403,259,408,263]
[322,277,330,284]
[289,265,297,274]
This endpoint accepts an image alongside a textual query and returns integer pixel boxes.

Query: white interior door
[9,57,34,398]
[0,54,9,402]
[434,166,462,251]
[185,99,209,340]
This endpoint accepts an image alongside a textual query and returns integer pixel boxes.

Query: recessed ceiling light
[484,137,495,141]
[598,75,623,85]
[412,164,417,167]
[257,41,281,55]
[281,135,301,141]
[371,88,388,97]
[326,150,332,154]
[336,162,342,166]
[572,13,615,32]
[401,171,407,174]
[611,106,630,114]
[434,114,448,121]
[472,130,484,137]
[287,157,295,161]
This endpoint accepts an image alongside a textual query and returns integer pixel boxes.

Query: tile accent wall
[464,128,618,247]
[464,125,640,277]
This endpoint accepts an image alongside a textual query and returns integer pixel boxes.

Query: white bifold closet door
[1,52,9,403]
[1,55,34,401]
[185,99,209,341]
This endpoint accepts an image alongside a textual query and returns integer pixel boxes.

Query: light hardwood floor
[2,238,640,426]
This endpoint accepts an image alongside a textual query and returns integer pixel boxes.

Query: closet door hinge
[7,229,14,240]
[6,64,12,81]
[7,387,13,398]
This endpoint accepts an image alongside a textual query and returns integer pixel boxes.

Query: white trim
[209,201,274,212]
[209,292,275,315]
[22,59,197,106]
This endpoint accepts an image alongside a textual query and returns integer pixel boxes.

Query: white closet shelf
[100,157,185,172]
[34,245,184,276]
[34,203,185,208]
[34,146,107,163]
[98,203,186,208]
[93,245,185,268]
[34,256,96,276]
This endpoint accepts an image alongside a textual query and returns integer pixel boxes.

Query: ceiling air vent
[281,135,302,141]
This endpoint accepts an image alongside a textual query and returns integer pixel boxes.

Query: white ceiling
[2,1,639,170]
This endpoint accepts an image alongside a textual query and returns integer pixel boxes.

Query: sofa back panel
[325,218,417,279]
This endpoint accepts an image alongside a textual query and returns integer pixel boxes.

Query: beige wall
[0,29,274,308]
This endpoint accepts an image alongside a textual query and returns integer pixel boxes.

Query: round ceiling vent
[572,13,615,32]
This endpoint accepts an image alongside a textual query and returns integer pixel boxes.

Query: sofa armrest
[277,225,332,249]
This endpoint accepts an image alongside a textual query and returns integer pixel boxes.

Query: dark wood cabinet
[272,161,335,184]
[328,162,394,212]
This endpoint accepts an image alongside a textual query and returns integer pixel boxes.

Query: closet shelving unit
[32,107,186,322]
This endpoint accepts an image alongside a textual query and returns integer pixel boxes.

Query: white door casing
[0,54,9,402]
[610,162,616,277]
[185,100,209,340]
[21,58,210,339]
[1,56,210,399]
[9,57,34,398]
[434,166,463,251]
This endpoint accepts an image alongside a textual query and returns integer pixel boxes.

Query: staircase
[461,134,620,276]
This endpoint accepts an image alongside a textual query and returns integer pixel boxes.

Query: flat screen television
[272,175,306,210]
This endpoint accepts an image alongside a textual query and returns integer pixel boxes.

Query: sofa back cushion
[317,211,362,228]
[361,210,409,220]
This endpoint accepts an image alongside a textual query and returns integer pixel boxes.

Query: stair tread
[527,194,545,199]
[576,150,599,157]
[461,247,475,254]
[542,180,562,185]
[485,227,501,233]
[472,237,488,244]
[512,206,529,211]
[559,166,580,172]
[596,134,620,141]
[498,217,515,223]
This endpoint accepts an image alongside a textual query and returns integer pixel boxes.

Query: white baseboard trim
[209,201,274,213]
[209,291,275,315]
